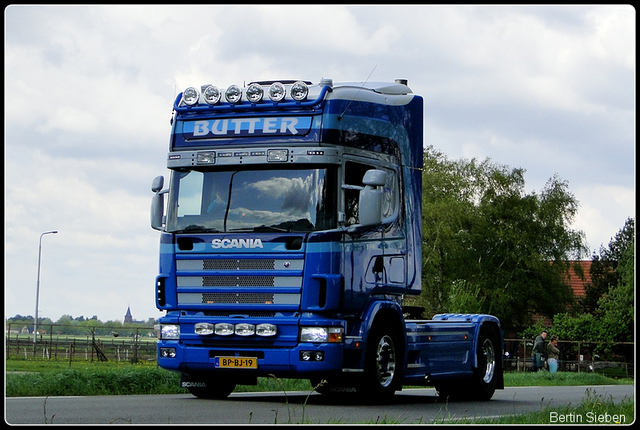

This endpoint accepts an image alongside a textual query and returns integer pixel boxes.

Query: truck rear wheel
[436,324,500,401]
[469,324,500,401]
[356,322,402,401]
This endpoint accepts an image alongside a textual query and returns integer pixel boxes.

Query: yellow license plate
[215,356,258,369]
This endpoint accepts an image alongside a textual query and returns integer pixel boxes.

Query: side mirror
[151,175,164,193]
[348,170,387,233]
[150,176,165,231]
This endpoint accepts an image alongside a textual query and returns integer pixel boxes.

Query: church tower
[124,306,133,324]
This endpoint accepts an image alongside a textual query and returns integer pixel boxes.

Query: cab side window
[344,161,398,227]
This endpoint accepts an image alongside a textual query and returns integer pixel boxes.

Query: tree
[417,146,588,331]
[581,218,634,313]
[523,218,634,359]
[594,219,634,344]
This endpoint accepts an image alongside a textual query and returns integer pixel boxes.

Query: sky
[4,5,635,323]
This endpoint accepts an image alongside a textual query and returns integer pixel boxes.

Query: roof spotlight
[246,83,264,103]
[182,87,200,106]
[225,84,242,104]
[268,82,286,102]
[203,85,221,105]
[290,81,308,101]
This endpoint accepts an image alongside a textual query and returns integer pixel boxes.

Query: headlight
[182,87,199,106]
[300,326,343,343]
[225,84,242,104]
[245,83,264,103]
[290,81,308,101]
[203,85,221,105]
[159,324,180,340]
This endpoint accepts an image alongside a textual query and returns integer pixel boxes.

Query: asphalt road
[5,385,634,425]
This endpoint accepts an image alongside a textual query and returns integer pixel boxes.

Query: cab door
[341,160,405,312]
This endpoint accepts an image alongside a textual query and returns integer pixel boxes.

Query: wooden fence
[6,325,634,376]
[5,324,157,363]
[504,338,634,378]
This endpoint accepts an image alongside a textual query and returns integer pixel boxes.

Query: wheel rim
[481,338,496,383]
[375,335,396,387]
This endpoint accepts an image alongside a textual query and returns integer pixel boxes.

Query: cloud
[4,5,634,322]
[573,185,635,252]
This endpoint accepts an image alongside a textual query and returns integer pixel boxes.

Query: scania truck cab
[151,78,503,402]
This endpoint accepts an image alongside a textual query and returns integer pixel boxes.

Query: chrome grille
[176,255,303,308]
[202,276,275,287]
[202,293,275,304]
[202,311,276,318]
[203,259,275,270]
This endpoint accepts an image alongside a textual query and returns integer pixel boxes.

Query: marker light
[203,85,221,105]
[246,83,264,103]
[225,85,242,104]
[290,81,309,101]
[268,82,286,102]
[182,87,200,106]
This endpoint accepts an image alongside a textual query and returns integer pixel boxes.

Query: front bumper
[157,340,345,377]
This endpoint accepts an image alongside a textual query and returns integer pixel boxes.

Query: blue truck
[150,78,503,402]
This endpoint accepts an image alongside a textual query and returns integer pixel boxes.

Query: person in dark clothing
[531,330,547,372]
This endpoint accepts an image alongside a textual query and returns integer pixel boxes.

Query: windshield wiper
[230,225,290,233]
[173,225,221,234]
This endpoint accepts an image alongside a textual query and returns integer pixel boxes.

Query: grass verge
[6,360,634,424]
[6,359,632,397]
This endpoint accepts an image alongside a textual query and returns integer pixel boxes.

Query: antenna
[338,65,377,121]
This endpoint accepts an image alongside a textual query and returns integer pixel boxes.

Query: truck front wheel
[356,322,402,401]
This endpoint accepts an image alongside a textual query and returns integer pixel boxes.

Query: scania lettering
[211,238,263,249]
[151,79,504,402]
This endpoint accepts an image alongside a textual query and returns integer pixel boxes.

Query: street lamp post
[33,230,58,355]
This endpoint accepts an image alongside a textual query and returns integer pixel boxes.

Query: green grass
[503,370,633,387]
[6,358,633,398]
[449,388,634,424]
[6,359,634,424]
[5,359,313,397]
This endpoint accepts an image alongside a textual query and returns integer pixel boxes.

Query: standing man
[531,330,548,372]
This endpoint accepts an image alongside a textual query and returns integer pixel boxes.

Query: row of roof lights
[182,81,309,106]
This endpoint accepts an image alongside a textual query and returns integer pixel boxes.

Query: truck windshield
[166,167,336,233]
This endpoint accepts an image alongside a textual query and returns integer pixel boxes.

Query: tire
[469,324,500,401]
[436,324,500,402]
[186,378,236,399]
[356,321,403,401]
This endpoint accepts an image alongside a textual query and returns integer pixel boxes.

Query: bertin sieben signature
[549,411,627,424]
